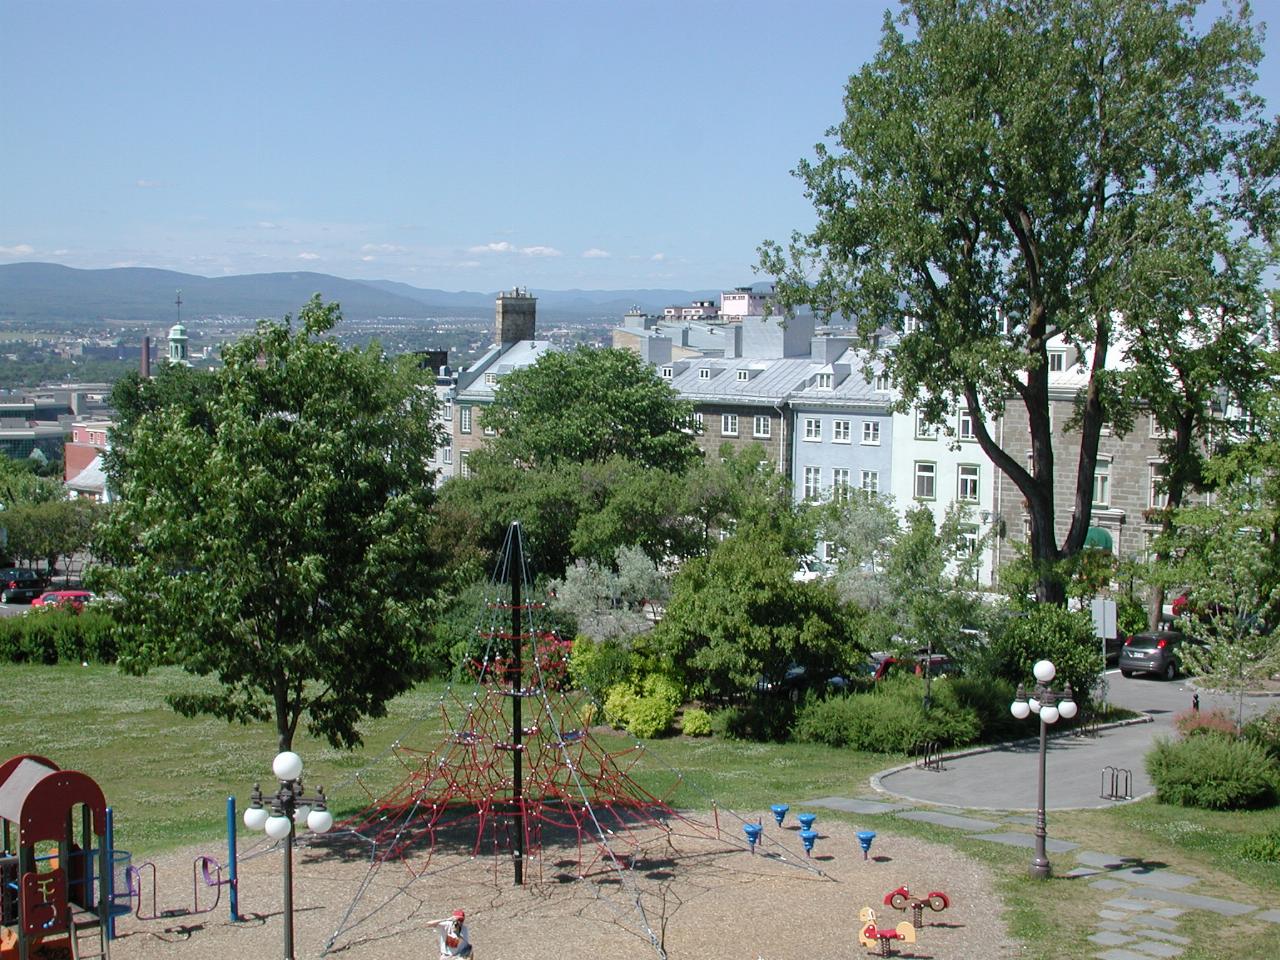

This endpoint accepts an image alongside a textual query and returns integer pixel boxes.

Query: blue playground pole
[227,795,241,922]
[105,807,116,941]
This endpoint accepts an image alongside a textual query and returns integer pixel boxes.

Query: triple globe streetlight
[1010,659,1078,880]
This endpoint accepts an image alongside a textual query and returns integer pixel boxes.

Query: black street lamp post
[1010,660,1077,880]
[242,751,334,960]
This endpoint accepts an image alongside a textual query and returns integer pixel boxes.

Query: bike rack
[1100,765,1133,801]
[915,740,945,772]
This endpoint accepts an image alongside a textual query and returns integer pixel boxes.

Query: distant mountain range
[0,262,735,325]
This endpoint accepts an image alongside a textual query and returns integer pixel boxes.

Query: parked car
[0,569,47,603]
[864,649,956,681]
[32,590,95,611]
[1117,629,1204,680]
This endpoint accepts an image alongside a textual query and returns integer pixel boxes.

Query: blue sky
[3,1,1279,293]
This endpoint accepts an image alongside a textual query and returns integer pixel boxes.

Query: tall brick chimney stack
[495,287,536,347]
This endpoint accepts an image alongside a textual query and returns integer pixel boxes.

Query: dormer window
[485,372,498,386]
[816,373,833,389]
[737,370,749,382]
[904,316,920,334]
[699,368,711,380]
[874,374,890,392]
[660,366,673,379]
[1048,351,1065,372]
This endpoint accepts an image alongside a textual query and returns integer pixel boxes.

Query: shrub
[1145,735,1278,810]
[681,707,713,736]
[568,636,632,705]
[709,700,796,742]
[792,676,980,752]
[1239,827,1280,863]
[984,605,1101,703]
[1242,707,1280,762]
[1174,707,1238,739]
[640,673,683,710]
[625,696,675,739]
[603,684,637,729]
[950,676,1021,742]
[0,608,118,664]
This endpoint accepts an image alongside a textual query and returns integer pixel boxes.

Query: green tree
[479,346,701,472]
[653,531,866,702]
[92,296,446,751]
[760,0,1277,604]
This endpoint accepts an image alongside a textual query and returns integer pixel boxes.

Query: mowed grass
[0,664,889,855]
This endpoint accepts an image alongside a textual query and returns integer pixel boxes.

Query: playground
[102,817,1016,960]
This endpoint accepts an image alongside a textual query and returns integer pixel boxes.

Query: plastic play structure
[0,755,116,960]
[883,884,950,929]
[857,906,917,957]
[311,522,826,960]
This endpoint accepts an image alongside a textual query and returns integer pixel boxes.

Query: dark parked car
[1118,629,1204,680]
[0,568,47,603]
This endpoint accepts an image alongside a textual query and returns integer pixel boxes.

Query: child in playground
[429,909,473,959]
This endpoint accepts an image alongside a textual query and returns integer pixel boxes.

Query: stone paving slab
[970,831,1079,852]
[1091,878,1132,892]
[1098,909,1130,921]
[1077,850,1133,868]
[1128,940,1184,958]
[1089,931,1134,946]
[1095,949,1157,960]
[1130,915,1179,932]
[1131,887,1257,917]
[896,810,1003,831]
[1104,897,1160,912]
[1152,908,1183,919]
[1109,867,1198,890]
[802,796,914,815]
[1256,909,1280,924]
[1066,865,1105,878]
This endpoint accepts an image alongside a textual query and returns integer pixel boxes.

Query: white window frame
[721,413,738,436]
[1048,351,1065,372]
[1150,416,1169,439]
[660,366,673,379]
[915,410,937,440]
[914,461,937,500]
[832,419,851,443]
[816,373,833,389]
[460,406,472,434]
[1149,461,1169,510]
[699,368,711,380]
[803,417,821,441]
[958,408,976,441]
[861,469,879,494]
[862,420,881,445]
[694,411,704,429]
[737,369,750,382]
[484,372,498,386]
[874,374,891,392]
[958,463,980,502]
[832,467,851,500]
[752,415,771,439]
[442,447,452,464]
[803,465,821,500]
[1093,456,1112,507]
[460,451,471,478]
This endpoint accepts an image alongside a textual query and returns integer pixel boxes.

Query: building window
[1093,457,1112,507]
[861,469,880,494]
[1048,351,1065,372]
[460,406,472,434]
[804,418,821,441]
[904,316,920,333]
[1149,462,1169,510]
[997,308,1012,336]
[832,467,850,500]
[753,415,771,438]
[694,411,704,429]
[803,466,821,500]
[737,369,750,382]
[816,373,833,389]
[485,372,498,386]
[958,464,980,502]
[1100,420,1114,437]
[484,423,496,437]
[442,447,452,464]
[1150,417,1169,439]
[914,461,937,500]
[460,451,470,478]
[960,524,980,557]
[442,401,453,420]
[862,421,880,445]
[722,413,738,436]
[833,419,851,443]
[915,410,936,439]
[699,368,711,380]
[958,408,976,441]
[660,366,673,379]
[874,374,890,392]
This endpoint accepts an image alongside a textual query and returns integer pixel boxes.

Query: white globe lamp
[273,751,304,782]
[307,808,334,834]
[243,804,269,831]
[1033,659,1056,684]
[265,814,293,840]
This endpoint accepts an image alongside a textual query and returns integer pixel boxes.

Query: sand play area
[106,813,1019,960]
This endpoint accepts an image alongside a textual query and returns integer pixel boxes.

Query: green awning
[1084,526,1113,552]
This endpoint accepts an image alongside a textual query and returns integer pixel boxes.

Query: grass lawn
[2,663,1277,960]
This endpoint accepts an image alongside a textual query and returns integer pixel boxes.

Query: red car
[32,590,94,611]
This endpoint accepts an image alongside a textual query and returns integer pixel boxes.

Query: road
[876,670,1277,811]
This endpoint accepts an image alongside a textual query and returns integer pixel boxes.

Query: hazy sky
[3,0,1279,292]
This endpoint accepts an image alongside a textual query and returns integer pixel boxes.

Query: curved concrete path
[875,672,1273,811]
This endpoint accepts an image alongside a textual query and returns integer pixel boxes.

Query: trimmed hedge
[0,608,118,664]
[1145,734,1278,810]
[792,676,980,752]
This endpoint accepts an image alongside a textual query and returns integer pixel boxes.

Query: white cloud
[361,243,407,254]
[469,241,517,254]
[521,245,562,258]
[650,252,666,262]
[297,252,321,261]
[135,179,162,188]
[582,248,611,259]
[467,241,561,257]
[458,260,482,269]
[257,221,281,229]
[361,255,376,262]
[0,243,34,256]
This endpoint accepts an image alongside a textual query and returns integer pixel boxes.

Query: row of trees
[0,457,98,576]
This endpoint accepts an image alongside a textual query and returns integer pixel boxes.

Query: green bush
[1239,827,1280,863]
[792,676,980,752]
[709,700,797,742]
[950,676,1021,742]
[1242,707,1280,762]
[603,684,637,728]
[984,605,1101,703]
[0,608,118,664]
[681,707,713,736]
[640,673,683,710]
[1145,735,1278,810]
[624,696,675,739]
[568,636,632,704]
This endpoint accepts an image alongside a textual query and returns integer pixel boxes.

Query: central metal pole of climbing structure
[510,522,525,886]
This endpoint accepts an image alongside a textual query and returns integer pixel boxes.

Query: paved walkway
[794,677,1280,957]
